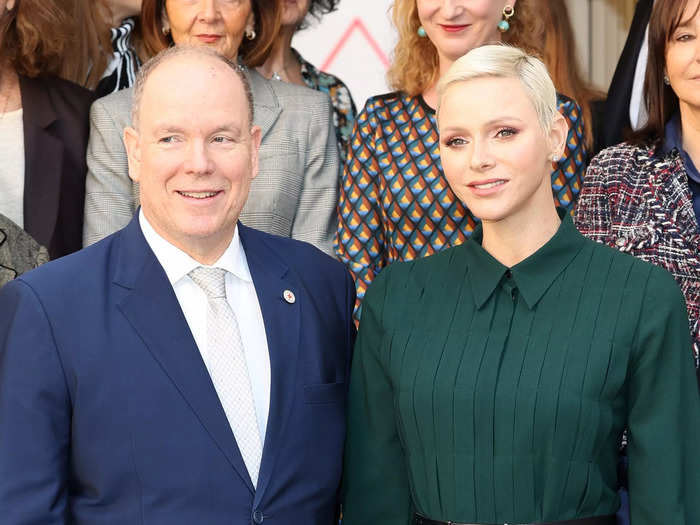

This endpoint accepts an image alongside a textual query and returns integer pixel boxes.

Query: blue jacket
[0,215,356,524]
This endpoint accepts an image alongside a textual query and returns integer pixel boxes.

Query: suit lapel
[238,225,301,503]
[19,76,64,250]
[245,69,282,142]
[114,217,255,494]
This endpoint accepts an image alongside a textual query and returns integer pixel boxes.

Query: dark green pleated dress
[342,214,700,525]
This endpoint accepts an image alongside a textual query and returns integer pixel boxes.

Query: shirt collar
[660,112,700,184]
[463,209,586,310]
[138,209,252,286]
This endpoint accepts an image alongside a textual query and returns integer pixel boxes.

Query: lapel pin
[283,290,296,304]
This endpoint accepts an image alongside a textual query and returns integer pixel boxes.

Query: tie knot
[189,267,227,299]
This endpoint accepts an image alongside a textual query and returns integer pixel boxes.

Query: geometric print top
[335,91,588,317]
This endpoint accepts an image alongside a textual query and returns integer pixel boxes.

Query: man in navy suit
[0,46,355,525]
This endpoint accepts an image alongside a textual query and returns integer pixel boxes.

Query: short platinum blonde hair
[437,45,558,132]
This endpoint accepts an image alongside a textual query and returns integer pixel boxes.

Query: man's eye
[212,136,232,144]
[158,136,177,144]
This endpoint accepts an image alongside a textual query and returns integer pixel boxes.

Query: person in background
[0,0,94,259]
[0,213,48,288]
[335,0,588,319]
[600,0,655,151]
[575,0,700,380]
[83,0,340,255]
[68,0,143,94]
[342,44,700,525]
[532,0,605,155]
[257,0,356,158]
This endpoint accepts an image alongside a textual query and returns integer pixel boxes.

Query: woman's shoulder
[20,74,96,117]
[587,140,660,180]
[91,86,134,123]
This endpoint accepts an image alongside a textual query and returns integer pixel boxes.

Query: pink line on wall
[321,17,391,71]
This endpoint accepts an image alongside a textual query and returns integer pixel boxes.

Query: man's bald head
[131,46,254,130]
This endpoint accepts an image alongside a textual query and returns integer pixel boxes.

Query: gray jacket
[83,68,339,255]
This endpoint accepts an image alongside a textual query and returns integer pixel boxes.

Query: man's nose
[184,140,214,175]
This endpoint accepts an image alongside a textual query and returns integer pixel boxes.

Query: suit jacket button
[252,509,264,524]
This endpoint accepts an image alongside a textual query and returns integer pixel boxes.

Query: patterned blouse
[336,91,588,316]
[294,49,357,159]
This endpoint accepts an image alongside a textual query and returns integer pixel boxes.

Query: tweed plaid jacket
[574,141,700,370]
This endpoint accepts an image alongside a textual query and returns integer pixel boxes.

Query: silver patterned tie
[188,266,262,487]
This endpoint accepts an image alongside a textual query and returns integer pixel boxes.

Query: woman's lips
[196,34,222,44]
[439,24,470,33]
[468,179,508,196]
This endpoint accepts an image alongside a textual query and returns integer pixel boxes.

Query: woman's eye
[445,137,467,147]
[496,128,517,138]
[676,33,695,42]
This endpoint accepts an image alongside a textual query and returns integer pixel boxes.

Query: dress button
[252,509,264,524]
[505,269,512,278]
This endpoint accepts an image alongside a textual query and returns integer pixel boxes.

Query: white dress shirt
[139,210,271,439]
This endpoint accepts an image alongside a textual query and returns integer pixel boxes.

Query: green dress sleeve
[342,270,412,524]
[627,267,700,524]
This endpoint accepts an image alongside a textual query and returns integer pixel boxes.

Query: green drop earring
[498,5,515,32]
[417,26,427,37]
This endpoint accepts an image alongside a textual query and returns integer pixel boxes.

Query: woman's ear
[547,113,568,162]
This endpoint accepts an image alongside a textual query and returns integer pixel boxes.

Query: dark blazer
[19,75,94,259]
[0,217,356,524]
[600,0,654,150]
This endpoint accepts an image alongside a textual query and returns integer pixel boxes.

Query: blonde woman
[335,0,588,318]
[342,44,700,525]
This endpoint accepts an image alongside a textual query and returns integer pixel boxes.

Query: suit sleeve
[342,271,412,524]
[334,102,387,322]
[83,97,137,247]
[627,268,700,525]
[573,150,615,244]
[0,280,71,525]
[290,93,339,257]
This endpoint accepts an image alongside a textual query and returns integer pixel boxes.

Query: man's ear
[123,126,141,183]
[548,113,568,163]
[249,125,262,180]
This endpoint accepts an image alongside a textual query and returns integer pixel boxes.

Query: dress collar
[463,209,586,310]
[138,209,252,286]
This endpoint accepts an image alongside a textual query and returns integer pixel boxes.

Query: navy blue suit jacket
[0,216,356,524]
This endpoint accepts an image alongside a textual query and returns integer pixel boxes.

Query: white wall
[293,0,395,110]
